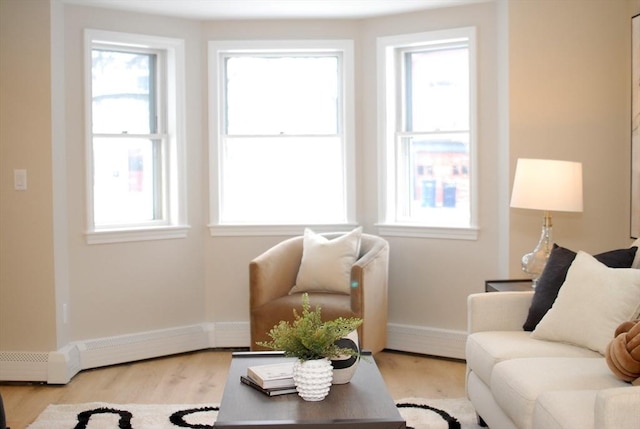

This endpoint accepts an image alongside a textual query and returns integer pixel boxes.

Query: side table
[485,279,533,292]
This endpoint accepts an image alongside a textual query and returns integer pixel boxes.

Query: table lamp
[510,158,583,286]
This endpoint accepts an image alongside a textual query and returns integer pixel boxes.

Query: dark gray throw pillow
[522,244,638,331]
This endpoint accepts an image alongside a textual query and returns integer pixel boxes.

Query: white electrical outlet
[14,169,27,191]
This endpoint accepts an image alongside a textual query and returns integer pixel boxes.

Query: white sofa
[465,244,640,429]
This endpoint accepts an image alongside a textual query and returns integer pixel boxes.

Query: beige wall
[0,0,637,356]
[508,0,638,277]
[0,0,57,351]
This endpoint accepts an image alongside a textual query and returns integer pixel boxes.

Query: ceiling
[60,0,487,20]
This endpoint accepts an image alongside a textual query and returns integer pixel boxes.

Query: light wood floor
[0,349,467,429]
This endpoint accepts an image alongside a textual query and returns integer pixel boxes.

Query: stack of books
[240,361,297,396]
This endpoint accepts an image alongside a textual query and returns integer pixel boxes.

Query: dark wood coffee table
[214,351,406,428]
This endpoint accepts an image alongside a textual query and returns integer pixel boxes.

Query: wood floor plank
[0,349,465,429]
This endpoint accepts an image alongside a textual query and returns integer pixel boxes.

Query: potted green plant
[257,293,363,400]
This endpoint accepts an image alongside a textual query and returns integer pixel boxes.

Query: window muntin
[210,41,354,230]
[379,28,476,235]
[85,30,187,242]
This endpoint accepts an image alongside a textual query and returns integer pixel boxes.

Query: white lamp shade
[510,158,583,212]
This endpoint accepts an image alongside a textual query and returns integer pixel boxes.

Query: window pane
[399,134,470,226]
[221,136,345,224]
[92,49,155,134]
[93,137,159,225]
[405,46,468,132]
[225,56,338,135]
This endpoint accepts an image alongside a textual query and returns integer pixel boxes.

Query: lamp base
[521,212,554,287]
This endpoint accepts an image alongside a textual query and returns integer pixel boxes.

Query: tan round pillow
[605,319,640,386]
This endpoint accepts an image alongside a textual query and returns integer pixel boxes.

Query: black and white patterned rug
[27,398,482,429]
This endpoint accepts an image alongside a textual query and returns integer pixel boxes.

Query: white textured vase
[331,330,360,384]
[293,358,333,401]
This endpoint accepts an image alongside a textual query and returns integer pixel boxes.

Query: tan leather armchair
[250,233,389,354]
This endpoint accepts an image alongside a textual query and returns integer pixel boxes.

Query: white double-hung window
[208,40,355,235]
[378,28,477,239]
[85,30,187,243]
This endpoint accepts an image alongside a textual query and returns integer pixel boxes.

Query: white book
[246,361,295,389]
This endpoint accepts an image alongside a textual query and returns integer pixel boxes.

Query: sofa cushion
[291,227,362,295]
[523,244,638,331]
[533,390,598,429]
[531,251,640,355]
[491,358,627,429]
[466,331,601,387]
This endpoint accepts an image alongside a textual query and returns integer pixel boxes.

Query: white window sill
[86,225,190,244]
[208,223,360,237]
[375,223,479,240]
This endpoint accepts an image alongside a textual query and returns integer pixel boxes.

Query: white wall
[1,0,637,382]
[201,3,503,337]
[61,5,207,341]
[360,2,504,333]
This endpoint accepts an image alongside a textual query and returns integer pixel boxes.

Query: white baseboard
[0,351,50,382]
[1,323,230,384]
[0,321,466,384]
[385,323,467,360]
[212,321,251,347]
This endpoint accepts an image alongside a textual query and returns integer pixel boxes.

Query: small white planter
[293,358,333,401]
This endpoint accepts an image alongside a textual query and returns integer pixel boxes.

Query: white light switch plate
[14,169,27,191]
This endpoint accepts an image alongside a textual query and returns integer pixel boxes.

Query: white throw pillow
[290,227,362,295]
[531,250,640,355]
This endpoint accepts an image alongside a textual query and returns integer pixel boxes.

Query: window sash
[378,27,477,237]
[91,135,166,228]
[85,29,187,242]
[222,53,341,136]
[219,135,347,225]
[401,43,470,133]
[90,45,166,227]
[91,46,161,135]
[209,40,355,231]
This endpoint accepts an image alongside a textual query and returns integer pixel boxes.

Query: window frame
[207,40,357,236]
[84,29,188,244]
[376,27,479,240]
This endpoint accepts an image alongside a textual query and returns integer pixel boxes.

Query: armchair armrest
[350,236,389,353]
[250,237,303,309]
[467,291,534,334]
[595,386,640,429]
[350,236,389,314]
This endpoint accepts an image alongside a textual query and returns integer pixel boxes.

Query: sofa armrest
[595,386,640,429]
[467,291,534,333]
